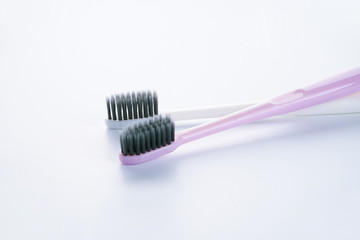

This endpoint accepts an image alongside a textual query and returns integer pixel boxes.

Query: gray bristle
[120,116,175,156]
[106,98,111,120]
[106,91,159,121]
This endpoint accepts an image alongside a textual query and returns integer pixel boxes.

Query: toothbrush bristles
[106,91,158,121]
[120,116,175,156]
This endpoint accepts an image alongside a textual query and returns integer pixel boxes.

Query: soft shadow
[106,128,178,182]
[118,155,178,183]
[109,114,360,182]
[169,114,360,164]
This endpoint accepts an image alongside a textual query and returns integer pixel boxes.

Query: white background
[1,0,360,239]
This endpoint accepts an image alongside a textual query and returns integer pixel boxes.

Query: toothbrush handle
[165,103,255,121]
[165,93,360,121]
[178,68,360,144]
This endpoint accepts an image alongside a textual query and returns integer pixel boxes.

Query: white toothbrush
[106,91,360,129]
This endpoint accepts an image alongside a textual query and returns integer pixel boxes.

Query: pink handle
[178,68,360,144]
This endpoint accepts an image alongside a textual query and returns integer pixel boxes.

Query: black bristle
[148,118,154,126]
[165,115,171,123]
[144,130,151,152]
[155,125,161,148]
[106,98,112,120]
[137,92,143,118]
[166,122,172,144]
[120,116,175,156]
[134,132,140,155]
[111,95,117,120]
[107,91,159,121]
[147,91,154,117]
[160,124,166,146]
[132,92,138,119]
[127,133,134,155]
[126,93,133,119]
[150,127,156,150]
[170,122,175,141]
[140,132,146,153]
[153,92,158,115]
[120,134,128,155]
[142,92,149,118]
[116,94,122,120]
[121,94,127,120]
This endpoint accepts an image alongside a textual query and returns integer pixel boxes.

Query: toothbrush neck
[177,103,274,144]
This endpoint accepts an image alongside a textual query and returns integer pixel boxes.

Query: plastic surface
[120,67,360,165]
[105,117,156,129]
[107,93,360,129]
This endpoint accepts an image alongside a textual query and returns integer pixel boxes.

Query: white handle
[164,102,255,121]
[164,93,360,121]
[106,93,360,129]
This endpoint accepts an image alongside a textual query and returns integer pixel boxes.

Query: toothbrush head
[106,91,158,129]
[119,116,179,165]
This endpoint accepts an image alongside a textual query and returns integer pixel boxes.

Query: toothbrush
[119,67,360,165]
[106,91,360,129]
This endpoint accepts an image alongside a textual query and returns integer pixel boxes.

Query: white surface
[1,0,360,239]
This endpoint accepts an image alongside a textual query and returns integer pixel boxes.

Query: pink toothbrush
[120,67,360,165]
